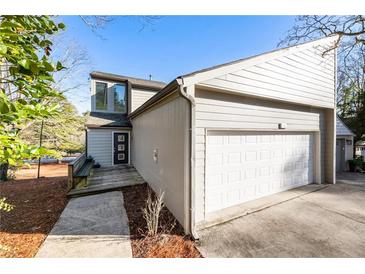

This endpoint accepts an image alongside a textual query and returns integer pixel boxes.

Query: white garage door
[206,131,314,213]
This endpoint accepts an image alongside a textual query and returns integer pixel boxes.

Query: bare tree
[280,16,365,64]
[281,15,365,147]
[79,16,161,38]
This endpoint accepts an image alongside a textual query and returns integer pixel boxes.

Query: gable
[336,117,354,136]
[183,36,337,109]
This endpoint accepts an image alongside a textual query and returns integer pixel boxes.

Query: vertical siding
[131,94,190,231]
[131,88,158,112]
[199,46,335,109]
[194,89,328,222]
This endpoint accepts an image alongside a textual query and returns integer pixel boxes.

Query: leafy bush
[0,197,14,212]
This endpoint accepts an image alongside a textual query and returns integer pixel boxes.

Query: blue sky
[58,16,295,114]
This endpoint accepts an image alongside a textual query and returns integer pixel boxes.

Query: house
[336,117,354,172]
[85,71,166,166]
[86,36,337,236]
[356,140,365,159]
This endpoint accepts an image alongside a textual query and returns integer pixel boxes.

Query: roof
[90,71,166,91]
[336,116,354,136]
[129,36,338,119]
[179,35,338,83]
[356,141,365,146]
[86,112,132,128]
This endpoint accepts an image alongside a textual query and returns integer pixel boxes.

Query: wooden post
[37,119,44,179]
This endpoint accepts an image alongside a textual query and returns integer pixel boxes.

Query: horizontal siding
[87,128,114,166]
[200,46,335,109]
[336,118,353,136]
[131,95,190,231]
[131,88,158,112]
[194,89,327,222]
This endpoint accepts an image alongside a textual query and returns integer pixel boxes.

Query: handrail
[67,152,86,190]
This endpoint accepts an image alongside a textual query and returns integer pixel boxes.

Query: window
[113,84,127,113]
[95,82,108,110]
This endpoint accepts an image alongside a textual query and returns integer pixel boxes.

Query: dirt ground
[122,183,201,258]
[0,165,68,258]
[14,163,68,180]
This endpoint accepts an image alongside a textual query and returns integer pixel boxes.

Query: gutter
[129,76,199,239]
[176,78,199,240]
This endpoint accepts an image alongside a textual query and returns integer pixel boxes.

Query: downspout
[176,78,199,240]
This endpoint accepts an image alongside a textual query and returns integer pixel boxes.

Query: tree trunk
[0,163,9,181]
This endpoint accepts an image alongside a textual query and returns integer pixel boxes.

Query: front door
[113,132,129,165]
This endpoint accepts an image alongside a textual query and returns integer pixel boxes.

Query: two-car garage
[131,36,337,234]
[205,131,314,213]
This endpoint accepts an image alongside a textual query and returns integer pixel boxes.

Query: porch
[68,164,145,197]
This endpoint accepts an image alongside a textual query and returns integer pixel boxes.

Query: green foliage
[0,197,14,212]
[20,97,86,155]
[0,16,65,176]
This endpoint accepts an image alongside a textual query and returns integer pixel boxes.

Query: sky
[58,16,296,114]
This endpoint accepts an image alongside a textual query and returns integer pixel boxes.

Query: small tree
[19,97,86,156]
[0,16,65,181]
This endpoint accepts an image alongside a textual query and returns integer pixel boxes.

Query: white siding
[199,46,335,109]
[131,94,191,231]
[87,128,130,167]
[131,88,158,112]
[194,89,329,222]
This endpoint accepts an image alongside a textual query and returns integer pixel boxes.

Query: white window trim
[111,130,131,165]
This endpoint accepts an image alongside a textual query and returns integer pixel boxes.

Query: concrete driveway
[197,176,365,257]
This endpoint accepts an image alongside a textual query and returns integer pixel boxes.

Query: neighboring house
[336,117,354,172]
[356,140,365,159]
[86,36,337,236]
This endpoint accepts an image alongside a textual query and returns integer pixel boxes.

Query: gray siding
[131,94,191,231]
[87,128,130,167]
[194,89,329,222]
[336,118,353,136]
[131,88,158,112]
[199,46,335,109]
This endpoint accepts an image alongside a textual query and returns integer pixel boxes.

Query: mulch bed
[122,183,202,258]
[0,176,68,258]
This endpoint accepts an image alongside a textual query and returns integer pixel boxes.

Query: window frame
[113,82,128,114]
[92,79,129,113]
[95,81,108,111]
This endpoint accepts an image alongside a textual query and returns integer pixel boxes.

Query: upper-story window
[113,83,127,113]
[95,82,108,110]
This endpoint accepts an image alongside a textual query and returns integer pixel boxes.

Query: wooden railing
[67,152,86,190]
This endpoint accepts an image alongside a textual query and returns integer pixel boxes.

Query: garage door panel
[206,131,314,213]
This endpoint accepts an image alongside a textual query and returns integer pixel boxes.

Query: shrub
[142,190,164,236]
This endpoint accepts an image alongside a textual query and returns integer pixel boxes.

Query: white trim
[111,130,131,165]
[204,127,320,132]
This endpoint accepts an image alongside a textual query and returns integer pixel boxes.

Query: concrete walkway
[337,172,365,186]
[36,191,132,258]
[197,183,365,257]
